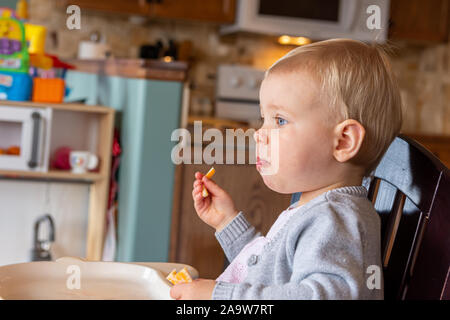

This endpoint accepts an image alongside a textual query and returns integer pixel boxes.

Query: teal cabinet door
[117,79,183,262]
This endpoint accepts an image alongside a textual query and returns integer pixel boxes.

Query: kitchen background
[0,0,449,278]
[24,0,449,135]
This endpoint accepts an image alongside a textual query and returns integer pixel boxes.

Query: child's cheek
[259,136,293,192]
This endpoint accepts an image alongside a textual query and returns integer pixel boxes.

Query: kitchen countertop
[65,58,189,82]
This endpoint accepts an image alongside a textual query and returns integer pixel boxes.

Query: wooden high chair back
[291,135,450,300]
[367,135,449,300]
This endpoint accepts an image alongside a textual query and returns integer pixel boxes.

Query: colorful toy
[0,145,21,156]
[0,7,17,19]
[51,146,72,170]
[32,77,65,103]
[29,52,74,102]
[0,10,32,100]
[6,145,20,155]
[23,21,74,103]
[0,15,29,73]
[0,6,74,102]
[25,23,46,55]
[30,53,75,71]
[16,0,28,20]
[0,70,31,100]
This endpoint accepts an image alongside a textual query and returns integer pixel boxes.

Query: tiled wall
[29,0,450,136]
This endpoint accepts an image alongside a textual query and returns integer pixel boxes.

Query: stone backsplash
[28,0,450,136]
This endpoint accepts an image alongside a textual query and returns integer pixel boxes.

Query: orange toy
[6,145,20,155]
[32,78,65,103]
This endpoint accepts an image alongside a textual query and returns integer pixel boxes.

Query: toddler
[170,38,403,300]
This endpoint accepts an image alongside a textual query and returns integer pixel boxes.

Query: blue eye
[276,117,287,126]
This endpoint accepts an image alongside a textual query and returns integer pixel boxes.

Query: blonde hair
[266,38,403,175]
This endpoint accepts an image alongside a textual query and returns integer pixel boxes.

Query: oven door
[0,106,52,172]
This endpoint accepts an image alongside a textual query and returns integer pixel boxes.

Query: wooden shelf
[66,58,189,82]
[0,100,111,114]
[0,169,105,182]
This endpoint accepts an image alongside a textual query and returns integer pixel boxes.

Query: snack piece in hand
[202,167,216,197]
[166,267,193,285]
[166,269,177,284]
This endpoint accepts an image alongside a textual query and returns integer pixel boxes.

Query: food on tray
[6,146,20,155]
[0,146,21,155]
[166,267,193,285]
[202,167,216,197]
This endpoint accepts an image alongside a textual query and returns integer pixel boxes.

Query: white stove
[215,64,265,123]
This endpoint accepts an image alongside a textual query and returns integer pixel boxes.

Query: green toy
[0,14,29,73]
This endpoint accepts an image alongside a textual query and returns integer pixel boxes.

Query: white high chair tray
[0,257,198,300]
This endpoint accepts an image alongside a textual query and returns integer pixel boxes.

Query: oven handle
[28,111,42,169]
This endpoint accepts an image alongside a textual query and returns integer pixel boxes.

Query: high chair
[291,134,450,300]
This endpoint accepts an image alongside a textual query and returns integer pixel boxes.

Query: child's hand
[170,278,216,300]
[193,171,239,232]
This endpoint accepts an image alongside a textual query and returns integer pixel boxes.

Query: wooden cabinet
[66,0,150,15]
[151,0,235,23]
[389,0,450,43]
[66,0,236,23]
[169,161,291,279]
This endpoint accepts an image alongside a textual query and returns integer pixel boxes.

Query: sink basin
[0,257,198,300]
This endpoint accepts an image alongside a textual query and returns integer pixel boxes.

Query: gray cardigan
[212,186,384,300]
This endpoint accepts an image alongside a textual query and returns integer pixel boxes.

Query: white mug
[70,151,98,174]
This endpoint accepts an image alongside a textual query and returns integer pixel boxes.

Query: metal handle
[32,214,55,261]
[34,214,55,246]
[28,112,41,169]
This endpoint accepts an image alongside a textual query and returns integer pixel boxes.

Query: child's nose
[254,128,268,144]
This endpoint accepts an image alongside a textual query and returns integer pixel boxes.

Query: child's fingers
[194,193,208,212]
[170,283,185,300]
[193,187,208,208]
[194,188,203,199]
[192,187,203,199]
[193,180,202,188]
[195,172,203,180]
[195,185,203,194]
[202,176,223,196]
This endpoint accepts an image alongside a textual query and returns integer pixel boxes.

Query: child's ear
[332,119,365,163]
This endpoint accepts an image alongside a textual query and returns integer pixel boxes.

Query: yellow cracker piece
[176,267,193,283]
[166,269,178,285]
[166,267,193,285]
[202,167,216,197]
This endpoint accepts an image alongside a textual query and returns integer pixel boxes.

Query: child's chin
[260,174,290,194]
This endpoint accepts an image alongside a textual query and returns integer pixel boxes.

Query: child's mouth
[256,156,270,169]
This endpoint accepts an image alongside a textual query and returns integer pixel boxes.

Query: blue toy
[0,70,32,100]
